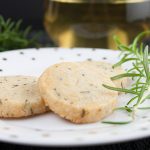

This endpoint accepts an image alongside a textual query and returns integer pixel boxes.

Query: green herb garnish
[103,31,150,125]
[102,121,132,125]
[0,16,39,51]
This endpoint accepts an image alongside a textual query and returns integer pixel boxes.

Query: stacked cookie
[0,61,129,123]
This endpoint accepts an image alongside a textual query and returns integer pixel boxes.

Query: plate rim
[0,129,149,147]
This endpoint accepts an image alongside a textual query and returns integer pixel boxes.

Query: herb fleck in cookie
[0,76,47,118]
[39,62,118,124]
[81,61,129,89]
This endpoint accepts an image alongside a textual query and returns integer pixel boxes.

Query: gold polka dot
[141,127,148,131]
[54,48,59,51]
[10,134,18,138]
[3,127,10,130]
[42,133,50,137]
[87,58,92,61]
[35,128,42,132]
[88,131,97,134]
[75,137,84,141]
[111,132,118,135]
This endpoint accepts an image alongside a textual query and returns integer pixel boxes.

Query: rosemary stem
[134,84,150,110]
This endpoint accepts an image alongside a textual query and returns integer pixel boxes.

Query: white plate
[0,47,149,147]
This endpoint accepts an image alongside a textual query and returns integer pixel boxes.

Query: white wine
[44,0,150,49]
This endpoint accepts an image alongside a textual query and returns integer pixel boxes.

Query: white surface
[0,48,149,147]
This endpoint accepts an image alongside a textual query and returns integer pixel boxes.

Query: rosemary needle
[103,84,138,95]
[102,121,132,125]
[138,107,150,110]
[102,31,150,125]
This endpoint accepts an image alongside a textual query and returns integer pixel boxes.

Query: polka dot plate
[0,48,150,147]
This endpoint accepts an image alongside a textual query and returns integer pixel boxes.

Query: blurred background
[0,0,44,29]
[0,0,150,49]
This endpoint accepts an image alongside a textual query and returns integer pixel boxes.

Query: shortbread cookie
[39,62,118,124]
[81,61,129,88]
[0,76,47,118]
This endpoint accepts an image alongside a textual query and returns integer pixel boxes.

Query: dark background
[0,0,54,46]
[0,0,44,29]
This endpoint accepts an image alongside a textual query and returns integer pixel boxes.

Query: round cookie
[39,62,118,124]
[81,61,129,89]
[0,76,47,118]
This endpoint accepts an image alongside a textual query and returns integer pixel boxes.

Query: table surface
[0,32,150,150]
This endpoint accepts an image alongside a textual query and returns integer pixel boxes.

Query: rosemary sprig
[102,31,150,125]
[0,16,40,51]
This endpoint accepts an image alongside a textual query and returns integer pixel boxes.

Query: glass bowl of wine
[44,0,150,49]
